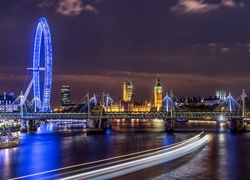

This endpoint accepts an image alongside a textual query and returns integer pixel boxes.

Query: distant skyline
[0,0,250,108]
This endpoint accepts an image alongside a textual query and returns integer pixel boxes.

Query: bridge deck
[0,111,249,121]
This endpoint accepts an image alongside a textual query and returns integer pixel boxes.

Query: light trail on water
[9,132,211,180]
[61,133,211,180]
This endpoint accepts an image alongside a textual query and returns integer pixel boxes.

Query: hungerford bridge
[0,18,249,133]
[1,90,249,133]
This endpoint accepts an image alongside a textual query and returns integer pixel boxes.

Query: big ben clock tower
[154,75,162,111]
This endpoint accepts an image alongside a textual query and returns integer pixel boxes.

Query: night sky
[0,0,250,108]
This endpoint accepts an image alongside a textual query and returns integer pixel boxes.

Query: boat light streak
[61,134,211,180]
[9,132,210,180]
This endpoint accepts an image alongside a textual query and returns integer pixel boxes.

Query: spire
[155,74,161,86]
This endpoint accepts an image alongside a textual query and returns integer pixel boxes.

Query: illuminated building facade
[123,80,135,102]
[107,101,151,112]
[107,79,151,112]
[154,76,162,111]
[216,90,226,101]
[0,92,18,112]
[61,86,71,109]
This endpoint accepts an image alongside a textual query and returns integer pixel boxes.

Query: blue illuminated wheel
[32,17,52,112]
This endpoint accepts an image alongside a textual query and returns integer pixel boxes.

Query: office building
[61,86,71,109]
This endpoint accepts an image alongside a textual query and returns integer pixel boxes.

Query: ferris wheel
[25,17,52,112]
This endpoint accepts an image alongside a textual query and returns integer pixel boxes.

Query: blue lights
[215,92,241,112]
[162,92,179,112]
[32,17,52,112]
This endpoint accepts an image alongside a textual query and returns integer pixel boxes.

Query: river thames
[1,119,250,180]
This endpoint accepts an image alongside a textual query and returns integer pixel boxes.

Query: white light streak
[10,132,211,180]
[61,134,211,180]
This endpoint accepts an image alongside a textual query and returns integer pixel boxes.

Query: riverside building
[0,92,18,112]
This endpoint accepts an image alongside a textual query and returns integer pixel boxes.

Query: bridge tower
[13,91,40,132]
[215,91,246,132]
[82,92,112,133]
[230,89,247,132]
[238,89,247,117]
[162,90,175,133]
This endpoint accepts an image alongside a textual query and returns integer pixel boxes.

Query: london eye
[26,17,52,112]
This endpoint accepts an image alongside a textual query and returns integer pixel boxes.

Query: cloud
[171,0,244,14]
[221,0,244,8]
[208,43,218,48]
[37,0,55,9]
[221,47,231,53]
[84,4,99,14]
[245,44,250,53]
[57,0,84,16]
[56,0,99,16]
[171,0,220,14]
[206,43,250,53]
[221,0,236,7]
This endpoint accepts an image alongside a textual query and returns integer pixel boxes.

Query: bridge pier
[164,118,175,133]
[29,120,40,132]
[86,105,108,134]
[87,118,107,133]
[229,118,246,133]
[20,120,27,132]
[20,119,39,132]
[27,120,36,132]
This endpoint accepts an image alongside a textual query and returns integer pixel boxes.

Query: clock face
[157,89,161,93]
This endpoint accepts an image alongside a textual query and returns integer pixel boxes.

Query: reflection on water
[1,120,250,179]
